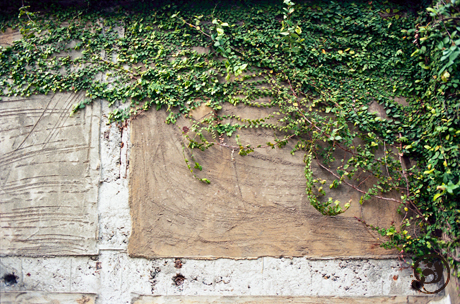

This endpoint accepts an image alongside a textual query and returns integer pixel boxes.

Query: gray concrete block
[0,93,100,256]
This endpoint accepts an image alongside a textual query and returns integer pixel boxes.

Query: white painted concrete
[1,254,448,303]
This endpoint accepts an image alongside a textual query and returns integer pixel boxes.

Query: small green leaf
[200,178,211,184]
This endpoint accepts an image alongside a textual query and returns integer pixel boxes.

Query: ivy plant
[0,0,458,282]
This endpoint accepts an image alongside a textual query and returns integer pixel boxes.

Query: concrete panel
[132,295,440,304]
[0,255,443,299]
[128,108,400,259]
[0,93,100,256]
[0,292,96,304]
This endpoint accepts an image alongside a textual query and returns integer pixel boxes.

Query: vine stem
[314,156,402,204]
[357,175,371,187]
[215,134,296,151]
[179,17,246,57]
[383,141,391,177]
[442,20,454,42]
[398,133,411,199]
[181,19,212,39]
[281,73,392,168]
[432,16,460,26]
[287,76,427,218]
[20,1,33,22]
[285,77,298,98]
[397,133,425,219]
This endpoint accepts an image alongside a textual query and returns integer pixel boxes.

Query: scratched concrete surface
[0,92,100,256]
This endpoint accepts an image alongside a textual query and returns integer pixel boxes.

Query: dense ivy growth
[0,0,458,282]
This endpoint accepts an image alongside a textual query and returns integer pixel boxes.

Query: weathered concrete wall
[0,28,456,304]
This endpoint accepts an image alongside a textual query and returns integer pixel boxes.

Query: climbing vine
[0,0,459,281]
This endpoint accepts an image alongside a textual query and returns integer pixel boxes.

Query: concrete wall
[1,96,455,303]
[0,27,457,303]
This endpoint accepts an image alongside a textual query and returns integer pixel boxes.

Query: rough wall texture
[128,106,400,259]
[0,93,100,256]
[0,28,21,47]
[0,90,453,304]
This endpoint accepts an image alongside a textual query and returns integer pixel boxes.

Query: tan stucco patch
[128,107,401,259]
